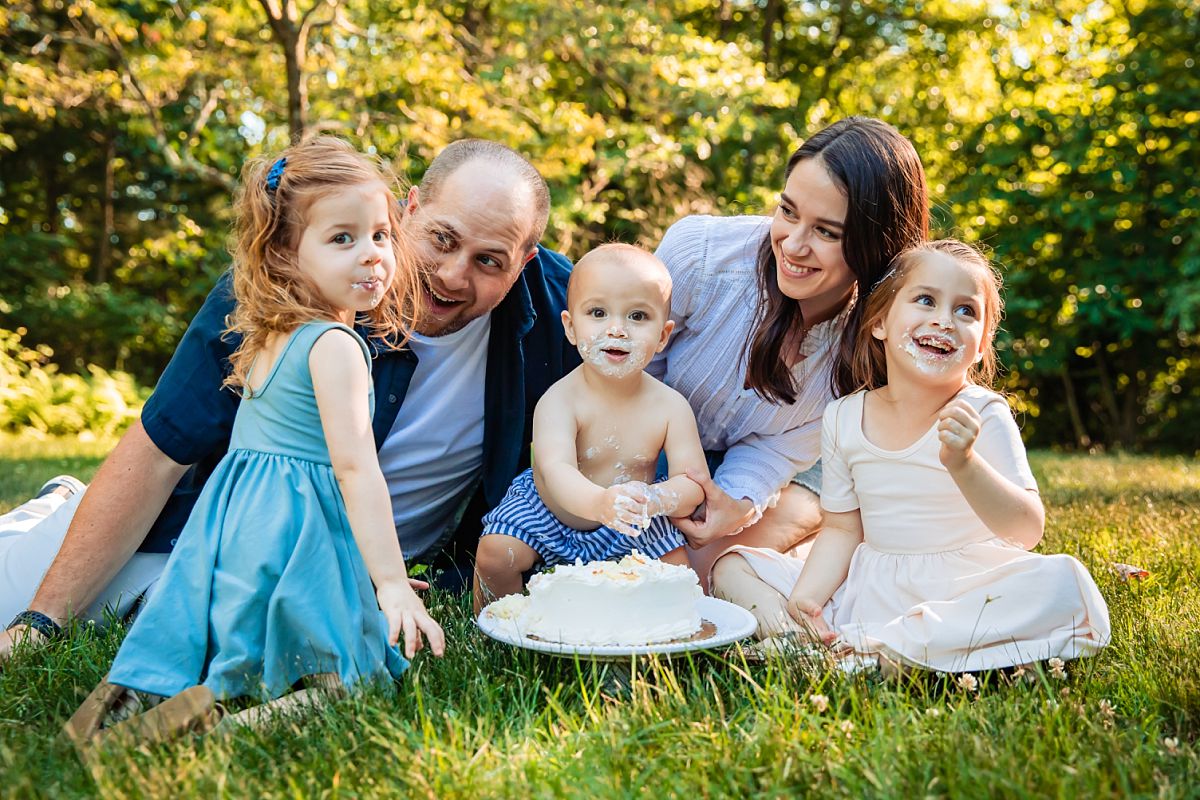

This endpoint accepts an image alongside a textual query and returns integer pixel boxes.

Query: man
[1,139,578,659]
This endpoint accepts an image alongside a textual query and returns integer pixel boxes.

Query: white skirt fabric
[731,537,1111,672]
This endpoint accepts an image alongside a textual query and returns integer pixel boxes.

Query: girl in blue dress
[68,137,444,749]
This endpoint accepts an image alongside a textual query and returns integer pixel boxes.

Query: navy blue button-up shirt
[139,245,577,560]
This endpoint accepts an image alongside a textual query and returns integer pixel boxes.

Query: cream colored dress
[735,385,1111,671]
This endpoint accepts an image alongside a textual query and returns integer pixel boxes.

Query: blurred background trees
[1,0,1196,450]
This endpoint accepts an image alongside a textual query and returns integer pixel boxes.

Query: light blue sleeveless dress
[108,321,408,700]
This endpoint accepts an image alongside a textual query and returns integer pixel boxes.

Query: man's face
[404,163,538,336]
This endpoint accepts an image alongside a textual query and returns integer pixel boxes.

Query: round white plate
[476,596,758,658]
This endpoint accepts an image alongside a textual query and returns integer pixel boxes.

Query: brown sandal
[65,678,221,762]
[210,672,347,733]
[301,672,348,698]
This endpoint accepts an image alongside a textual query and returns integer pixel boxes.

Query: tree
[949,0,1200,449]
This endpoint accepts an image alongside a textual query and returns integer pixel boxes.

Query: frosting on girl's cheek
[898,328,967,375]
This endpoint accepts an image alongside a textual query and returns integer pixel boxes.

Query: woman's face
[770,157,855,326]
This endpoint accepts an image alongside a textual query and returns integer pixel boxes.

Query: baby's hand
[785,591,836,646]
[596,482,650,537]
[937,398,982,470]
[376,581,446,659]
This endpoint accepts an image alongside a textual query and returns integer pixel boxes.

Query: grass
[0,438,1197,798]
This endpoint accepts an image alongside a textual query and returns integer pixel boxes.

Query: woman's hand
[671,469,756,548]
[785,592,836,646]
[595,482,651,537]
[376,581,446,659]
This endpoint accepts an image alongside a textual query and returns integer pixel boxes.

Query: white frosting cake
[484,554,703,646]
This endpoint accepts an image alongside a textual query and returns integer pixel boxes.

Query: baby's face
[562,254,673,379]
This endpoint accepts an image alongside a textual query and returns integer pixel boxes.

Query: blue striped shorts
[480,469,686,566]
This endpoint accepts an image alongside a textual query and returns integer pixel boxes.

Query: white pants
[0,487,168,626]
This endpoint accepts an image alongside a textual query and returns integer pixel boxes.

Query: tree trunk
[42,136,59,234]
[717,0,732,39]
[258,0,329,142]
[460,0,491,40]
[1091,345,1124,449]
[93,132,116,284]
[284,31,307,141]
[1119,360,1141,449]
[761,0,783,68]
[1060,366,1090,448]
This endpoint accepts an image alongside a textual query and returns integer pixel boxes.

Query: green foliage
[1,448,1199,796]
[0,327,148,437]
[0,0,1196,449]
[949,0,1200,450]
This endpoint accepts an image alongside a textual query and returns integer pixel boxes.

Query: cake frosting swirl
[483,554,703,646]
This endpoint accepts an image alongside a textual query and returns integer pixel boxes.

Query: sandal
[65,678,221,762]
[300,672,348,699]
[211,672,348,734]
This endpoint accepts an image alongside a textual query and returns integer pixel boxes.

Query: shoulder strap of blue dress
[293,320,371,370]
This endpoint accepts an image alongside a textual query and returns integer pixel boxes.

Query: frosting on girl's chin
[898,330,966,376]
[349,279,385,309]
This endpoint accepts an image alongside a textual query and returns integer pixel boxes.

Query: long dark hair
[744,117,929,403]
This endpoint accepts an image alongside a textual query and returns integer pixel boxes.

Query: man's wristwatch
[6,610,63,640]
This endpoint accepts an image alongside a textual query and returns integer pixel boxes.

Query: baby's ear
[656,319,675,352]
[560,309,577,345]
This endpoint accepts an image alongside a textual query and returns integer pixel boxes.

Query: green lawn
[0,438,1197,798]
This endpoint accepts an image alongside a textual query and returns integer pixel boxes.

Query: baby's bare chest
[574,405,669,487]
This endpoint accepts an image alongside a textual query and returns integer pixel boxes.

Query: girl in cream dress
[723,240,1110,672]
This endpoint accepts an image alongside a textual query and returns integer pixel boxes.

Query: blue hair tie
[265,157,287,193]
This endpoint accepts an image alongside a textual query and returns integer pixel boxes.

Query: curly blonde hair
[224,136,420,390]
[848,239,1004,393]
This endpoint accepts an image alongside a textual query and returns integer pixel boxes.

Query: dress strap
[245,322,370,399]
[240,353,262,400]
[298,321,371,369]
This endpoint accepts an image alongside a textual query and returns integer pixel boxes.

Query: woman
[649,116,929,636]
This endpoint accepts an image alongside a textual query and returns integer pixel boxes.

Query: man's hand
[0,624,47,664]
[671,469,756,548]
[937,397,982,470]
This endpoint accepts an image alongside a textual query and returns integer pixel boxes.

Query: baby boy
[472,243,707,612]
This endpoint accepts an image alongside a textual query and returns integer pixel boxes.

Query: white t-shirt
[377,313,490,558]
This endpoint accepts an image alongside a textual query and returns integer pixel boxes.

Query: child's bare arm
[938,398,1045,549]
[785,509,864,639]
[650,394,707,517]
[311,331,444,658]
[532,390,648,535]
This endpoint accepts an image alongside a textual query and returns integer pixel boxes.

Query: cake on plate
[483,553,703,646]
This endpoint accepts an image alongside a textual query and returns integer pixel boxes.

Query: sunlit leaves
[0,0,1195,449]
